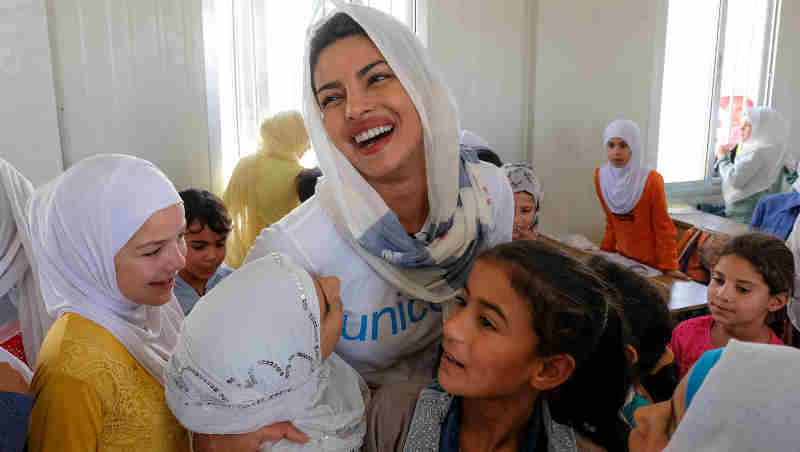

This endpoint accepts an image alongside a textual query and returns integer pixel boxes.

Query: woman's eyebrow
[316,80,342,95]
[356,60,387,78]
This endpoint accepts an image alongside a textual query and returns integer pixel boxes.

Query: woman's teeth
[354,125,393,146]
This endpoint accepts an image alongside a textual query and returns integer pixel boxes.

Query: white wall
[0,0,63,187]
[45,0,210,190]
[531,0,666,242]
[427,0,535,164]
[772,0,800,158]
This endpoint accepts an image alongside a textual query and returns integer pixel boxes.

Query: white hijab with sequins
[165,253,366,451]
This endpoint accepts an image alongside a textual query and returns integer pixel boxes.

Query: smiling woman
[244,3,514,385]
[26,155,190,451]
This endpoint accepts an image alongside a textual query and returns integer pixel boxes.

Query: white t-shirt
[245,162,513,384]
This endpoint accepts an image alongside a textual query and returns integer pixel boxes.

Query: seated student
[504,163,543,241]
[0,348,32,452]
[588,256,678,428]
[595,120,686,279]
[715,106,791,224]
[166,253,366,452]
[629,340,800,451]
[367,241,630,452]
[669,233,790,377]
[173,189,234,315]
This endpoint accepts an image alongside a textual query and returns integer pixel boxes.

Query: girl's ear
[767,292,789,312]
[529,354,575,391]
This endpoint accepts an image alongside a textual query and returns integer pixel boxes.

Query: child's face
[312,276,344,361]
[707,254,786,330]
[628,370,689,452]
[439,259,542,398]
[606,137,632,168]
[512,192,537,240]
[181,220,227,283]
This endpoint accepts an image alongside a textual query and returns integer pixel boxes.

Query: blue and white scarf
[305,3,493,303]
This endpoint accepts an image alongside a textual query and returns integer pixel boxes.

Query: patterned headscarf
[503,162,543,231]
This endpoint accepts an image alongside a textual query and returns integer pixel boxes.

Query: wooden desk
[537,234,691,311]
[668,206,750,236]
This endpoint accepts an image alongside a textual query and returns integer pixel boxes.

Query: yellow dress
[28,313,190,452]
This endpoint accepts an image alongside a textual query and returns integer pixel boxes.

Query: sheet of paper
[669,280,709,311]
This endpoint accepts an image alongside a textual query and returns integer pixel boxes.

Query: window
[655,0,780,187]
[202,0,426,192]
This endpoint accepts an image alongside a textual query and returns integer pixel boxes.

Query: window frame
[649,0,782,202]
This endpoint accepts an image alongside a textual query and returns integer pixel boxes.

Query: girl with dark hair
[588,256,678,428]
[367,241,630,452]
[245,4,514,386]
[669,232,792,377]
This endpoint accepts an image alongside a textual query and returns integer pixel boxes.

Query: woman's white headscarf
[0,158,49,365]
[724,106,791,204]
[598,120,651,214]
[166,253,366,451]
[304,2,492,303]
[29,154,184,385]
[664,340,800,451]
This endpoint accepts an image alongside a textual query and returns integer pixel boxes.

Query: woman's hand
[194,422,309,452]
[0,363,29,395]
[665,270,691,281]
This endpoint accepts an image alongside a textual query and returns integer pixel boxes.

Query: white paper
[669,280,709,311]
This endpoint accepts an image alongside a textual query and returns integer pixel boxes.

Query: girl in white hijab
[245,2,513,384]
[27,154,190,452]
[0,158,49,366]
[715,106,791,224]
[629,339,800,451]
[504,162,544,240]
[595,120,686,278]
[166,252,367,451]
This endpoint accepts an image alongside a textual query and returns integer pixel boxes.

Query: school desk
[536,234,699,312]
[668,205,749,237]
